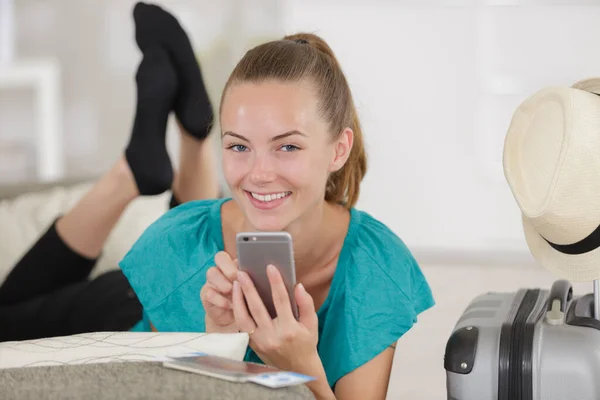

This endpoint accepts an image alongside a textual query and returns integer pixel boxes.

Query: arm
[232,266,336,400]
[334,345,396,400]
[300,353,336,400]
[287,343,397,400]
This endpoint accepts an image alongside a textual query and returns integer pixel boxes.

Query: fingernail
[237,271,248,284]
[267,264,276,274]
[298,283,306,293]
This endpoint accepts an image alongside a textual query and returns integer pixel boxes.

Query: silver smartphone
[236,232,299,320]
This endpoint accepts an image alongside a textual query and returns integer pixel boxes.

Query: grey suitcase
[444,280,600,400]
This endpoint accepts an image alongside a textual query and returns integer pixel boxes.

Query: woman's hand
[200,251,239,333]
[232,264,321,375]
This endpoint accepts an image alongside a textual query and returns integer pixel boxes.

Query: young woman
[120,18,435,400]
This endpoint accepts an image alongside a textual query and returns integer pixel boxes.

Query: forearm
[300,353,336,400]
[306,374,335,400]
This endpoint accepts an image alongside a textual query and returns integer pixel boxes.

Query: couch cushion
[0,361,315,400]
[0,181,169,284]
[0,331,249,369]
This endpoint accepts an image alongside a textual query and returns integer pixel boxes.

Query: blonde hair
[220,33,367,209]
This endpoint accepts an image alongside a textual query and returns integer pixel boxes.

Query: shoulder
[318,208,434,388]
[351,209,413,263]
[119,198,226,312]
[347,209,433,312]
[142,198,224,238]
[127,198,224,255]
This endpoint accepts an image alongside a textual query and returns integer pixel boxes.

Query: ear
[329,128,354,173]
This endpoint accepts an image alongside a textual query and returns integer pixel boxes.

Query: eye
[228,144,248,152]
[280,144,300,152]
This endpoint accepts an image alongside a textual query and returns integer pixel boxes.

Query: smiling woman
[120,32,435,400]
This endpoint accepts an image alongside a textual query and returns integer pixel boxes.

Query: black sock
[133,2,214,141]
[125,47,177,195]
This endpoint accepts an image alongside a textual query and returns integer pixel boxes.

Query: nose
[249,152,277,186]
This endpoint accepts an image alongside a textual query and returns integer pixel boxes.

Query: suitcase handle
[547,279,573,312]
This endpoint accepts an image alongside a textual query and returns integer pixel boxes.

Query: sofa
[4,178,593,398]
[0,178,253,363]
[0,177,170,284]
[0,178,318,399]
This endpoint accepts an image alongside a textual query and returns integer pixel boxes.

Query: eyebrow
[221,130,308,142]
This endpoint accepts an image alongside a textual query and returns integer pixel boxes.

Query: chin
[247,213,290,232]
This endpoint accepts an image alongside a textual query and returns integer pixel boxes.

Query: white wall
[3,0,600,260]
[283,0,600,259]
[0,0,285,181]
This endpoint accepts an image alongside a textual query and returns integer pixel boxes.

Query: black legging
[0,194,182,342]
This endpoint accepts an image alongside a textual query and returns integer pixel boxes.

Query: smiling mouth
[246,191,292,203]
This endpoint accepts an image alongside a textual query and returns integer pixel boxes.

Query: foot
[125,47,177,195]
[133,2,214,141]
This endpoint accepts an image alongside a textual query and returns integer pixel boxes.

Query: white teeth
[251,191,290,202]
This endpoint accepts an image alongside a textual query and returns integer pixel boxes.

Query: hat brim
[572,77,600,95]
[523,215,600,281]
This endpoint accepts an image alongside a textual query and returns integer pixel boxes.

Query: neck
[286,201,330,273]
[241,201,343,274]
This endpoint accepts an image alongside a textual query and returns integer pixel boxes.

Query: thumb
[296,283,318,331]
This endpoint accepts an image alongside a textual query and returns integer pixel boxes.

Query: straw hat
[503,78,600,282]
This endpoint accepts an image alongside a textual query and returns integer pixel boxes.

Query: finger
[214,251,238,282]
[237,271,273,329]
[266,265,294,324]
[206,267,234,295]
[201,285,232,309]
[295,283,318,331]
[232,280,256,333]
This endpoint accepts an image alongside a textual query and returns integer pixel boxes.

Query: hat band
[543,223,600,255]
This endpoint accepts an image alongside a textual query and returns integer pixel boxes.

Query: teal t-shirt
[119,198,434,388]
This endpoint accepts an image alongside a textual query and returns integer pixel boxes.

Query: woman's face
[220,79,351,231]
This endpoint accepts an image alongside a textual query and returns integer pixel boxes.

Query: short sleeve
[318,210,435,388]
[119,199,224,332]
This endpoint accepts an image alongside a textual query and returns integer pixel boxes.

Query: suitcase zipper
[498,288,544,400]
